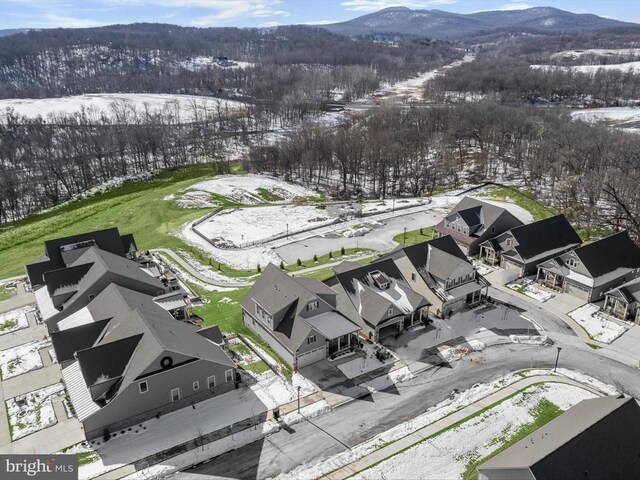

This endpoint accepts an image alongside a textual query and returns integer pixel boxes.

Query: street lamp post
[297,386,301,413]
[403,227,407,244]
[554,346,562,372]
[286,223,289,238]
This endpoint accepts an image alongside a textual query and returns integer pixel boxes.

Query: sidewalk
[324,374,603,480]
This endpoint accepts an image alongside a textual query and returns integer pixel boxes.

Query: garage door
[501,258,523,276]
[297,346,326,368]
[564,282,590,301]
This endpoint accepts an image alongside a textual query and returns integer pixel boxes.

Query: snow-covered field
[179,174,321,207]
[0,306,33,335]
[195,205,335,247]
[532,62,640,74]
[551,48,640,60]
[571,107,640,132]
[7,383,66,440]
[507,278,554,302]
[0,94,245,122]
[569,304,627,344]
[352,383,595,480]
[178,57,255,71]
[0,339,50,379]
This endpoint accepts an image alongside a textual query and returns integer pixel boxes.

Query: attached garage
[564,282,591,302]
[296,346,326,368]
[501,257,524,276]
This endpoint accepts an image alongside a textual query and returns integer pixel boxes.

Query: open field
[0,164,226,280]
[532,62,640,74]
[0,93,246,122]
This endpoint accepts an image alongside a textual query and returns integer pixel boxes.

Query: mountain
[322,6,638,39]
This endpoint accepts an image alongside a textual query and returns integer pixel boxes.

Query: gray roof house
[380,235,489,318]
[604,276,640,324]
[26,227,137,288]
[477,396,640,480]
[536,231,640,302]
[242,264,360,370]
[324,259,430,342]
[58,284,236,439]
[433,196,523,256]
[480,214,582,276]
[34,246,168,331]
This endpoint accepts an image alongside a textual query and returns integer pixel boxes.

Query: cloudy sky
[1,0,637,30]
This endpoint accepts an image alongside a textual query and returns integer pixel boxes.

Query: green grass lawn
[392,226,436,246]
[0,164,226,280]
[0,285,13,301]
[280,248,374,273]
[482,186,556,221]
[255,187,283,202]
[243,360,270,374]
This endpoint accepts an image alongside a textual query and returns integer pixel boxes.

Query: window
[491,227,495,233]
[566,258,578,268]
[193,381,200,391]
[255,303,272,325]
[225,369,233,382]
[207,375,216,389]
[506,238,512,247]
[411,273,416,282]
[307,301,319,311]
[170,388,180,402]
[138,381,148,394]
[388,308,393,316]
[88,293,96,301]
[307,335,316,345]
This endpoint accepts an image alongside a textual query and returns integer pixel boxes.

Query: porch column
[536,268,541,281]
[604,296,610,310]
[624,302,629,320]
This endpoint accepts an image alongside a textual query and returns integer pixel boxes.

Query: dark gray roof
[508,214,581,262]
[606,276,640,304]
[326,259,430,327]
[444,196,523,236]
[572,231,640,278]
[26,228,137,286]
[478,397,640,480]
[242,264,358,352]
[75,284,234,404]
[197,325,225,345]
[304,311,360,339]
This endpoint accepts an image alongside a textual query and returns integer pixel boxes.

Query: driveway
[0,282,35,314]
[382,303,537,362]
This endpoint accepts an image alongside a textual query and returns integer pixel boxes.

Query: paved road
[176,342,640,479]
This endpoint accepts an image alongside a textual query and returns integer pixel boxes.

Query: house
[324,259,430,342]
[536,231,640,302]
[433,196,523,256]
[241,264,361,370]
[604,277,640,324]
[26,227,137,288]
[477,396,640,480]
[33,246,168,331]
[57,284,236,439]
[479,215,582,276]
[381,236,489,318]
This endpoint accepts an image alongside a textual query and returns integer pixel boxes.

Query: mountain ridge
[322,6,639,39]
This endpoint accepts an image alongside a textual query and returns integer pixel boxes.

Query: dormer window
[388,308,394,316]
[566,258,578,268]
[307,301,319,311]
[371,271,390,290]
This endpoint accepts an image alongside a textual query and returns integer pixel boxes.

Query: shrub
[341,246,346,255]
[297,258,302,266]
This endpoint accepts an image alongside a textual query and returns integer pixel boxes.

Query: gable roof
[445,196,523,235]
[478,397,640,479]
[26,228,137,286]
[571,231,640,278]
[72,284,234,406]
[241,264,358,352]
[606,276,640,304]
[506,214,582,262]
[326,259,430,327]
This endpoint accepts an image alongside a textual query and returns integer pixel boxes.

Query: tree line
[246,102,640,241]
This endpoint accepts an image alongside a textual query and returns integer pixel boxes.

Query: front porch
[536,262,565,291]
[327,332,359,358]
[479,242,501,266]
[604,294,634,322]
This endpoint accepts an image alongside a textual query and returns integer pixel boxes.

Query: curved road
[175,341,640,480]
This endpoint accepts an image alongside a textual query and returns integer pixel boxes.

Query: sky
[1,0,639,31]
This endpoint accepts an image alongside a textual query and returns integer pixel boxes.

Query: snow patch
[7,383,65,440]
[0,339,50,379]
[569,304,627,344]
